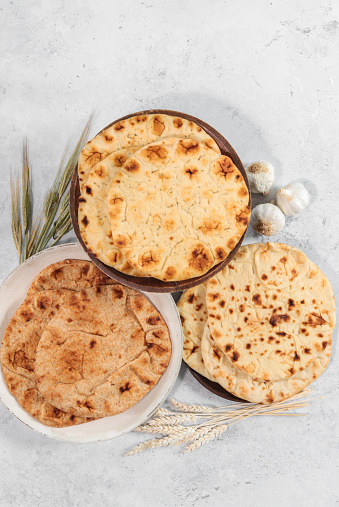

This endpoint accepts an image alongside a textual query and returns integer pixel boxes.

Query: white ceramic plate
[0,243,183,443]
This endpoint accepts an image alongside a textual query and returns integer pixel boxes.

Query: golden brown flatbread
[176,284,214,381]
[78,113,220,192]
[107,138,250,281]
[77,113,222,276]
[78,148,146,274]
[204,243,335,402]
[201,322,330,404]
[34,285,171,418]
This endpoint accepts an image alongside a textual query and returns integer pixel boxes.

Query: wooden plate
[188,367,247,402]
[70,109,251,293]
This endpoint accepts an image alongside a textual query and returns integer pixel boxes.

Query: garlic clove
[245,160,275,196]
[276,182,310,216]
[251,203,285,236]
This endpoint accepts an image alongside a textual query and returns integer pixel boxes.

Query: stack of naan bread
[0,260,171,427]
[178,243,336,403]
[78,113,250,281]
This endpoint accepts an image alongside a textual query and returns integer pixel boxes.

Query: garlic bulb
[245,160,275,196]
[251,203,285,236]
[276,182,310,216]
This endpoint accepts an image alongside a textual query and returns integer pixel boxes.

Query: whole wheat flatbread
[1,289,94,426]
[27,258,115,296]
[176,284,214,381]
[107,138,250,281]
[78,113,220,192]
[1,260,118,427]
[35,285,171,418]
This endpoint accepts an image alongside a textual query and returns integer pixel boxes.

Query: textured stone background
[0,1,338,506]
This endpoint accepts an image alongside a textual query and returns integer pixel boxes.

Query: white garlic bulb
[276,182,310,216]
[251,203,285,236]
[245,160,275,196]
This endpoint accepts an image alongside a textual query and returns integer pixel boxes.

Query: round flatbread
[35,285,171,418]
[177,284,214,381]
[201,322,331,404]
[107,137,250,281]
[27,259,115,296]
[1,260,118,427]
[78,147,146,274]
[78,113,220,192]
[206,243,335,392]
[1,289,94,427]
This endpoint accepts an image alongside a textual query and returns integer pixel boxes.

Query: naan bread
[78,147,146,274]
[35,285,171,418]
[204,242,335,402]
[201,323,331,404]
[177,284,214,381]
[78,113,220,192]
[107,138,250,281]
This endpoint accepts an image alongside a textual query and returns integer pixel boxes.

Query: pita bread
[108,138,250,281]
[176,284,214,381]
[35,285,171,418]
[78,113,220,192]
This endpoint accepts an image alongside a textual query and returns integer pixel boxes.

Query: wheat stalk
[152,407,174,417]
[10,171,22,262]
[184,425,228,453]
[36,115,93,253]
[127,388,318,455]
[26,213,42,258]
[176,426,212,445]
[49,217,72,248]
[147,413,200,426]
[10,115,94,262]
[127,433,191,455]
[135,424,191,434]
[21,139,32,261]
[169,399,217,413]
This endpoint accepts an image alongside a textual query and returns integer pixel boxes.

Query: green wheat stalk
[21,139,32,261]
[10,171,22,263]
[10,114,94,262]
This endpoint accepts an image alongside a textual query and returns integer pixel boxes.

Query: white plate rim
[0,243,183,443]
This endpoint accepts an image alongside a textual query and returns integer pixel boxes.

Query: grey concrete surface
[0,1,338,506]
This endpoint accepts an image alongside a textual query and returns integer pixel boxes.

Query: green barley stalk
[41,188,70,249]
[10,172,22,262]
[30,114,94,256]
[26,213,42,259]
[49,217,72,248]
[10,114,93,262]
[31,150,67,255]
[21,139,32,261]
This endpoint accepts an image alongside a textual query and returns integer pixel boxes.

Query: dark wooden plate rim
[188,367,247,402]
[70,109,251,293]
